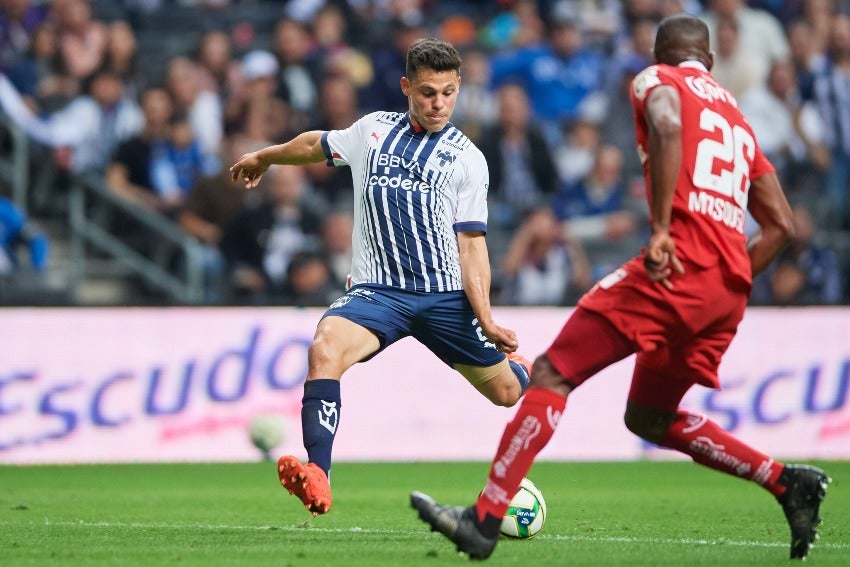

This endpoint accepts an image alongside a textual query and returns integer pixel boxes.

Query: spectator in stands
[107,86,171,210]
[224,49,290,144]
[710,16,764,98]
[595,42,651,224]
[490,2,605,148]
[801,0,836,56]
[550,144,640,279]
[6,21,74,113]
[271,17,320,131]
[739,60,829,184]
[364,17,425,112]
[499,207,591,306]
[567,0,620,52]
[0,0,49,71]
[312,73,361,132]
[0,195,48,274]
[659,0,702,18]
[220,164,323,303]
[53,0,107,81]
[304,74,361,209]
[479,83,557,233]
[479,0,545,50]
[606,5,657,64]
[553,118,600,187]
[311,4,373,99]
[0,68,143,173]
[751,203,845,305]
[178,136,259,249]
[195,29,239,102]
[277,250,340,307]
[319,209,353,292]
[620,0,663,23]
[813,13,850,230]
[449,48,498,143]
[177,137,262,304]
[701,0,789,90]
[599,55,648,186]
[311,3,349,61]
[164,56,223,169]
[148,110,218,214]
[787,19,828,102]
[609,15,656,67]
[102,20,144,101]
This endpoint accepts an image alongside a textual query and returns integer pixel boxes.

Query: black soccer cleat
[776,464,831,560]
[410,491,498,560]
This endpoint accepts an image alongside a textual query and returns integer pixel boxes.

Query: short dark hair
[653,13,711,67]
[405,37,462,77]
[655,13,709,55]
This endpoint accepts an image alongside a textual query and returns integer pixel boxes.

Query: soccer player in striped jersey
[230,38,531,516]
[412,14,830,560]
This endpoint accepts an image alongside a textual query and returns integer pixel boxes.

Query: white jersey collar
[679,60,708,72]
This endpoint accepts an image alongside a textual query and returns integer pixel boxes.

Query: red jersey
[630,61,774,286]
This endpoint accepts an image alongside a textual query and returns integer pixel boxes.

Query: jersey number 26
[692,108,754,211]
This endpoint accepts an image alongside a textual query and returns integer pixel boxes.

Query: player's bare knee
[529,355,573,397]
[491,382,521,407]
[623,402,673,444]
[307,333,337,372]
[623,410,651,440]
[481,371,522,407]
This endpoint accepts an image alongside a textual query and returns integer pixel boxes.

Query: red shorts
[546,256,748,410]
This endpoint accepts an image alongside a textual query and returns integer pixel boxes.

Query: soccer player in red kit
[412,13,830,561]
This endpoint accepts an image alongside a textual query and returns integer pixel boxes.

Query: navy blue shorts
[323,283,505,368]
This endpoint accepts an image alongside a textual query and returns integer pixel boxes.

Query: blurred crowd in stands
[0,0,848,306]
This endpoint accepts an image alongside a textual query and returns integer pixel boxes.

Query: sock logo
[546,406,561,430]
[318,400,338,434]
[682,412,707,434]
[482,480,512,506]
[493,416,540,478]
[690,436,751,477]
[752,458,774,485]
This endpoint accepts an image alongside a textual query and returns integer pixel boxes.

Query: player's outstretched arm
[457,231,518,353]
[229,130,326,189]
[746,171,795,277]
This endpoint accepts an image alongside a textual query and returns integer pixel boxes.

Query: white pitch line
[2,520,847,551]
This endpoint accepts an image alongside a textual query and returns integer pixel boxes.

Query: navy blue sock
[301,379,341,476]
[508,360,530,394]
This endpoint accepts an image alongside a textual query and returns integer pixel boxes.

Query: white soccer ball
[500,477,547,539]
[248,413,286,454]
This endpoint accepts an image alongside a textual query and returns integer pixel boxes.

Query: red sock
[660,410,787,496]
[475,388,567,522]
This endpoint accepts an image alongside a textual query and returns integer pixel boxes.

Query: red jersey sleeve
[749,141,776,180]
[629,65,670,117]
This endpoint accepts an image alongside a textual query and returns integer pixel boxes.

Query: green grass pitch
[1,461,847,566]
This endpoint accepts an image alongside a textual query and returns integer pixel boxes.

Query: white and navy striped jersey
[320,111,489,292]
